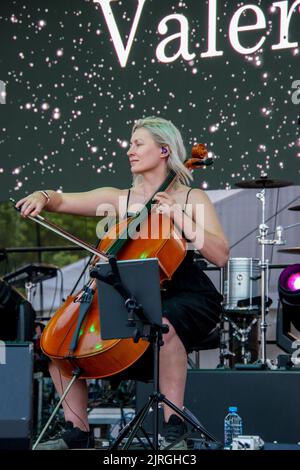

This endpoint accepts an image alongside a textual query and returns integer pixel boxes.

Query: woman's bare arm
[15,187,121,218]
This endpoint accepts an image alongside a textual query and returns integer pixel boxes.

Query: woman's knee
[162,317,177,344]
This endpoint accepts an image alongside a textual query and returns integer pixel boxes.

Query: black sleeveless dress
[126,188,223,354]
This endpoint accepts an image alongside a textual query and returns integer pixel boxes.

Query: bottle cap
[229,406,238,412]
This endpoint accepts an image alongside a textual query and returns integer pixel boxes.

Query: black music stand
[90,257,219,450]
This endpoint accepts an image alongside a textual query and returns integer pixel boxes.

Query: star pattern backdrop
[0,0,299,201]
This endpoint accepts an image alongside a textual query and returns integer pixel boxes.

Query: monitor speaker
[0,342,33,449]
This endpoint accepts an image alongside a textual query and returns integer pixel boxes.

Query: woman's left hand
[153,192,176,216]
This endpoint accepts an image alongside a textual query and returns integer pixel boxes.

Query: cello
[20,145,210,379]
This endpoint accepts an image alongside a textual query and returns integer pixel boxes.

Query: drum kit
[221,175,300,367]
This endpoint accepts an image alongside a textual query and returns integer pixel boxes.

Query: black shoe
[160,414,188,450]
[35,421,94,450]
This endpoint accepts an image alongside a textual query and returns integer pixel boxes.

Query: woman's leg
[159,317,187,422]
[49,362,89,431]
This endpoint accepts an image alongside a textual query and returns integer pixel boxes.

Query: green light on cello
[139,251,148,259]
[95,343,103,350]
[89,324,96,333]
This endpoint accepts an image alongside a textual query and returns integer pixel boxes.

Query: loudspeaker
[0,342,34,449]
[136,369,300,444]
[0,277,35,342]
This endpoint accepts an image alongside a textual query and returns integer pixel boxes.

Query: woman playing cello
[16,116,229,450]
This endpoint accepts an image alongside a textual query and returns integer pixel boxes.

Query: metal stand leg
[227,314,258,365]
[257,189,272,366]
[32,372,79,450]
[256,186,285,366]
[260,250,268,365]
[110,328,220,451]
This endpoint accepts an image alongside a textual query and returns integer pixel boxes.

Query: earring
[161,146,168,155]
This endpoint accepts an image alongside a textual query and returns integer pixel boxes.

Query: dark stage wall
[137,369,300,444]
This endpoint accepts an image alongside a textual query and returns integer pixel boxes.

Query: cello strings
[107,171,176,256]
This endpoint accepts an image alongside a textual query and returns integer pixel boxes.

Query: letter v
[93,0,146,67]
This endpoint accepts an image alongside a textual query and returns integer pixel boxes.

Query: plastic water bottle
[224,406,243,449]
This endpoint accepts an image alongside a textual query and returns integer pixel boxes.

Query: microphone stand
[256,189,285,366]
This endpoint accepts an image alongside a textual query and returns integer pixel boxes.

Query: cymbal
[288,205,300,211]
[235,176,294,189]
[277,247,300,255]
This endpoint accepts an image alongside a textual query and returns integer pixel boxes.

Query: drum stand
[223,312,258,365]
[256,188,284,366]
[217,314,235,368]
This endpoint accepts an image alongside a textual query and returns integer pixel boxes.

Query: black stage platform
[136,369,300,445]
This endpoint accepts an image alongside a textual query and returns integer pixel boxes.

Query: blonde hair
[131,116,193,186]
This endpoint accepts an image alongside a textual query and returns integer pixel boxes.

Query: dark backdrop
[0,0,299,201]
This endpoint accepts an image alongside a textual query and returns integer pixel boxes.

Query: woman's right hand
[15,192,49,218]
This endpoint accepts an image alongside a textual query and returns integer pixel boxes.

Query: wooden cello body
[41,213,186,378]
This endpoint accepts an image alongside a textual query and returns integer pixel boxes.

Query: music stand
[95,258,162,340]
[91,257,219,451]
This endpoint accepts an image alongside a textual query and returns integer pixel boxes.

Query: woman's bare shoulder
[188,187,211,203]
